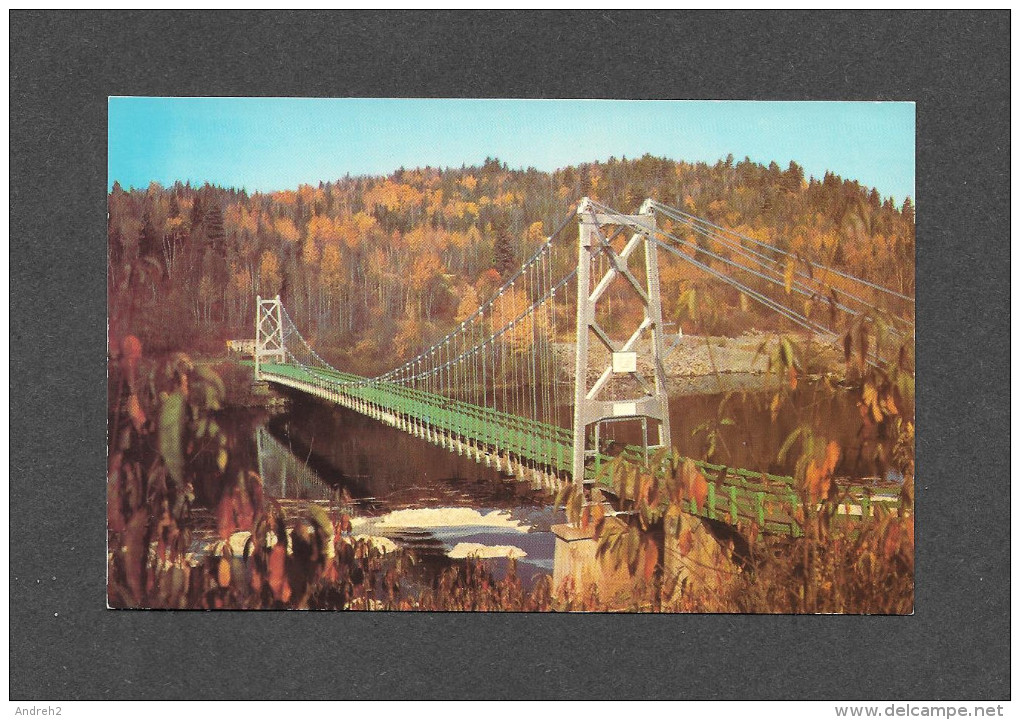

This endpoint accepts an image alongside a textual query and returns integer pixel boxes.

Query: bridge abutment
[551,523,634,607]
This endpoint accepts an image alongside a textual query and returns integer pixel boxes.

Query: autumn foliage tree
[109,157,914,371]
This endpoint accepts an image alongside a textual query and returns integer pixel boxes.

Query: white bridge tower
[571,198,672,486]
[254,294,286,381]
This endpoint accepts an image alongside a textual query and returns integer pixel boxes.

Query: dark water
[629,374,871,478]
[229,398,560,587]
[219,374,877,587]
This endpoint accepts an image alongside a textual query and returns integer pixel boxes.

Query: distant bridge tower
[571,198,672,487]
[254,294,286,380]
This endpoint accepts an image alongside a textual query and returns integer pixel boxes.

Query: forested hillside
[108,154,914,367]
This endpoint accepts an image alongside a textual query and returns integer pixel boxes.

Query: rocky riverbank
[554,331,841,386]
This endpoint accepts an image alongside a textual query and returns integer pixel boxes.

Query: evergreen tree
[901,196,914,225]
[785,161,805,192]
[189,194,204,239]
[138,207,160,259]
[578,164,593,198]
[204,202,228,286]
[493,210,516,278]
[205,203,226,256]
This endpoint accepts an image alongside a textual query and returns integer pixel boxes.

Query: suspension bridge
[251,198,913,536]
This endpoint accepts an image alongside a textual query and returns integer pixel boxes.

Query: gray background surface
[10,10,1010,700]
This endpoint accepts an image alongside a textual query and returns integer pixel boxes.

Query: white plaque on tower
[612,351,637,373]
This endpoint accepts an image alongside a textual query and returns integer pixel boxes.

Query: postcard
[107,98,914,612]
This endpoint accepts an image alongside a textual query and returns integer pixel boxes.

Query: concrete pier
[551,523,633,607]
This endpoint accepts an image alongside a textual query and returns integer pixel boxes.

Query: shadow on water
[223,389,561,588]
[263,392,552,508]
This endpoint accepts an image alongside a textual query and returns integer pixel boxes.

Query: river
[211,374,875,590]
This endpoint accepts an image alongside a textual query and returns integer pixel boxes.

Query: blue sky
[109,98,915,204]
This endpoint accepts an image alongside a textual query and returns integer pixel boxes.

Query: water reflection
[255,426,336,502]
[250,403,561,586]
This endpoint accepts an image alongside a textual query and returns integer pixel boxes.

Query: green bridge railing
[256,361,903,538]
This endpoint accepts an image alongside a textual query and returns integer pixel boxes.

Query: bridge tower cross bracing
[254,294,287,380]
[571,198,672,487]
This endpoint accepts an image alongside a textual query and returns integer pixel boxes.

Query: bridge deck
[256,361,902,537]
[259,362,573,477]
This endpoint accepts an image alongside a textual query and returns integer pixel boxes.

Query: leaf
[664,502,683,538]
[217,556,232,588]
[862,382,883,422]
[824,440,841,475]
[120,335,143,363]
[650,446,670,471]
[747,521,760,547]
[805,460,824,504]
[268,544,290,602]
[125,394,146,432]
[680,458,709,511]
[337,513,353,534]
[692,471,708,511]
[588,503,606,537]
[204,384,221,411]
[777,425,805,464]
[580,505,592,531]
[780,337,795,369]
[678,528,694,555]
[858,332,869,373]
[621,463,638,502]
[195,365,226,409]
[568,484,583,525]
[862,382,878,409]
[752,340,769,367]
[307,504,335,540]
[627,526,642,573]
[770,393,782,423]
[642,537,659,583]
[690,420,712,437]
[882,522,902,560]
[638,474,653,507]
[882,392,899,417]
[158,390,187,485]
